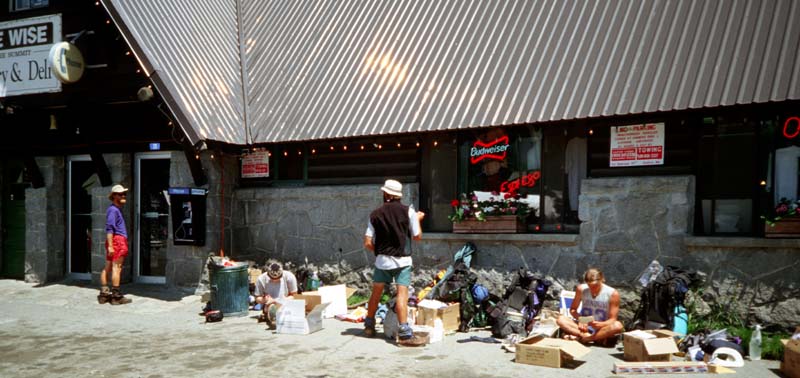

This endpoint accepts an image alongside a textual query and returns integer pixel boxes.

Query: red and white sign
[470,136,510,164]
[241,151,269,178]
[610,123,665,167]
[500,170,541,196]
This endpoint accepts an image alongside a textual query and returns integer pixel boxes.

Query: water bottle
[637,260,664,287]
[749,324,762,361]
[672,305,688,336]
[307,272,321,292]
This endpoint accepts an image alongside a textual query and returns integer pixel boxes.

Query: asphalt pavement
[0,280,784,378]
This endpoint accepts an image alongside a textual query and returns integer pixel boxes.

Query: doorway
[1,160,27,279]
[134,153,170,284]
[67,156,95,280]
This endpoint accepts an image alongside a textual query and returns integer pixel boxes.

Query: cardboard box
[275,299,329,335]
[613,361,708,374]
[248,268,262,284]
[623,329,680,362]
[293,284,348,318]
[783,339,800,378]
[515,335,591,368]
[416,302,460,332]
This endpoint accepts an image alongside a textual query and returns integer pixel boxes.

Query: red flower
[504,192,512,199]
[450,199,460,207]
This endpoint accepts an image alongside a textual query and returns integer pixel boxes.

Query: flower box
[452,215,526,234]
[764,217,800,238]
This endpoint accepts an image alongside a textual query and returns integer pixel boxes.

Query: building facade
[1,0,799,327]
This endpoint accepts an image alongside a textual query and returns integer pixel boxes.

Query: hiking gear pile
[630,265,704,331]
[487,268,551,338]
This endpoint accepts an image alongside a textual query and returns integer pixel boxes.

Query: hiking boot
[110,290,132,305]
[363,317,376,338]
[397,322,414,339]
[97,292,111,305]
[398,331,429,347]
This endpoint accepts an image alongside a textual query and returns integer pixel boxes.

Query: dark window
[11,0,48,11]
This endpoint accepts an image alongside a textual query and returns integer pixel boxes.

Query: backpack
[488,268,551,338]
[431,261,479,332]
[632,266,703,330]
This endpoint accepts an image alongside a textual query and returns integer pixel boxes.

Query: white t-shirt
[254,271,298,299]
[365,206,422,270]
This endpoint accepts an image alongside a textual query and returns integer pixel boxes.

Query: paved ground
[0,279,784,378]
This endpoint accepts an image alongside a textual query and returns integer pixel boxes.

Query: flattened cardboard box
[623,329,679,362]
[613,361,709,374]
[515,335,591,368]
[275,299,330,335]
[416,303,460,332]
[782,338,800,378]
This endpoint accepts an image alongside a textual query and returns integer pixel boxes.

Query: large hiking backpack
[488,268,551,338]
[431,261,479,332]
[631,266,703,330]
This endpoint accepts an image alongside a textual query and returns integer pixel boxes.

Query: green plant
[448,191,531,223]
[761,197,800,226]
[347,294,368,307]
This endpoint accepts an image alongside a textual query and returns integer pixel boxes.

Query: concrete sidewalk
[0,280,783,378]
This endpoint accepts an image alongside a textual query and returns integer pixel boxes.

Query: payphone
[168,187,207,246]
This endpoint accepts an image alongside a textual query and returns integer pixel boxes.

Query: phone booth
[168,187,207,246]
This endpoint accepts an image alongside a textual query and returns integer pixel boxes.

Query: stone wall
[24,157,65,283]
[168,151,237,290]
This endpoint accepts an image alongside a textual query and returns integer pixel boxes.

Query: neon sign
[783,117,800,139]
[500,170,541,196]
[470,136,510,164]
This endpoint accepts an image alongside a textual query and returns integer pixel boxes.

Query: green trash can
[209,262,249,317]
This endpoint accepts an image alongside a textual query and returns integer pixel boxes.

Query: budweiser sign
[470,136,510,164]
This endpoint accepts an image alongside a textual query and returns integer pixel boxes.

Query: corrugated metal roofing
[104,0,247,145]
[106,0,800,145]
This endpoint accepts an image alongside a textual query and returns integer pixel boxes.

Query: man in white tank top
[556,268,623,345]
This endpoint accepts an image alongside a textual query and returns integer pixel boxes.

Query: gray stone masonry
[24,157,65,283]
[90,154,133,285]
[226,175,799,328]
[169,151,237,292]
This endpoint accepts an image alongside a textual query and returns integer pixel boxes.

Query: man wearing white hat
[98,184,132,305]
[363,179,425,344]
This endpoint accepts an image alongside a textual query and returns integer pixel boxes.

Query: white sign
[0,14,62,97]
[241,151,270,178]
[610,123,665,167]
[49,41,84,83]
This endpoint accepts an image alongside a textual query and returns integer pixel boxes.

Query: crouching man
[557,268,624,345]
[254,262,298,326]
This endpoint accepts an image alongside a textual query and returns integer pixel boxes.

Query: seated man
[255,262,298,324]
[556,268,624,345]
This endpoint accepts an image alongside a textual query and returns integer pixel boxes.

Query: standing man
[363,179,424,344]
[556,268,623,345]
[98,185,132,305]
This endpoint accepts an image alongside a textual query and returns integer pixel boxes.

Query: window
[453,126,576,232]
[695,116,766,235]
[10,0,48,11]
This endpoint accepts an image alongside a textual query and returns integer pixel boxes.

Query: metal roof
[106,0,800,145]
[103,0,247,145]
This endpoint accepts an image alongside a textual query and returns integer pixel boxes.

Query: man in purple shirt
[98,185,132,305]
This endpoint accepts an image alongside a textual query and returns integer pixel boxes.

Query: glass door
[67,156,95,280]
[134,153,170,284]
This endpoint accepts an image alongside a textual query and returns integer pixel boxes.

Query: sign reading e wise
[0,14,62,97]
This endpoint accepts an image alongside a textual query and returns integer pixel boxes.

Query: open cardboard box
[623,329,680,362]
[782,336,800,378]
[275,299,330,335]
[515,335,591,368]
[416,302,460,332]
[293,284,355,318]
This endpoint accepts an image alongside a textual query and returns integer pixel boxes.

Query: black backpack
[632,266,703,330]
[488,268,551,338]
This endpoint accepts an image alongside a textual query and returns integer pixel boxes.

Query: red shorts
[106,235,129,262]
